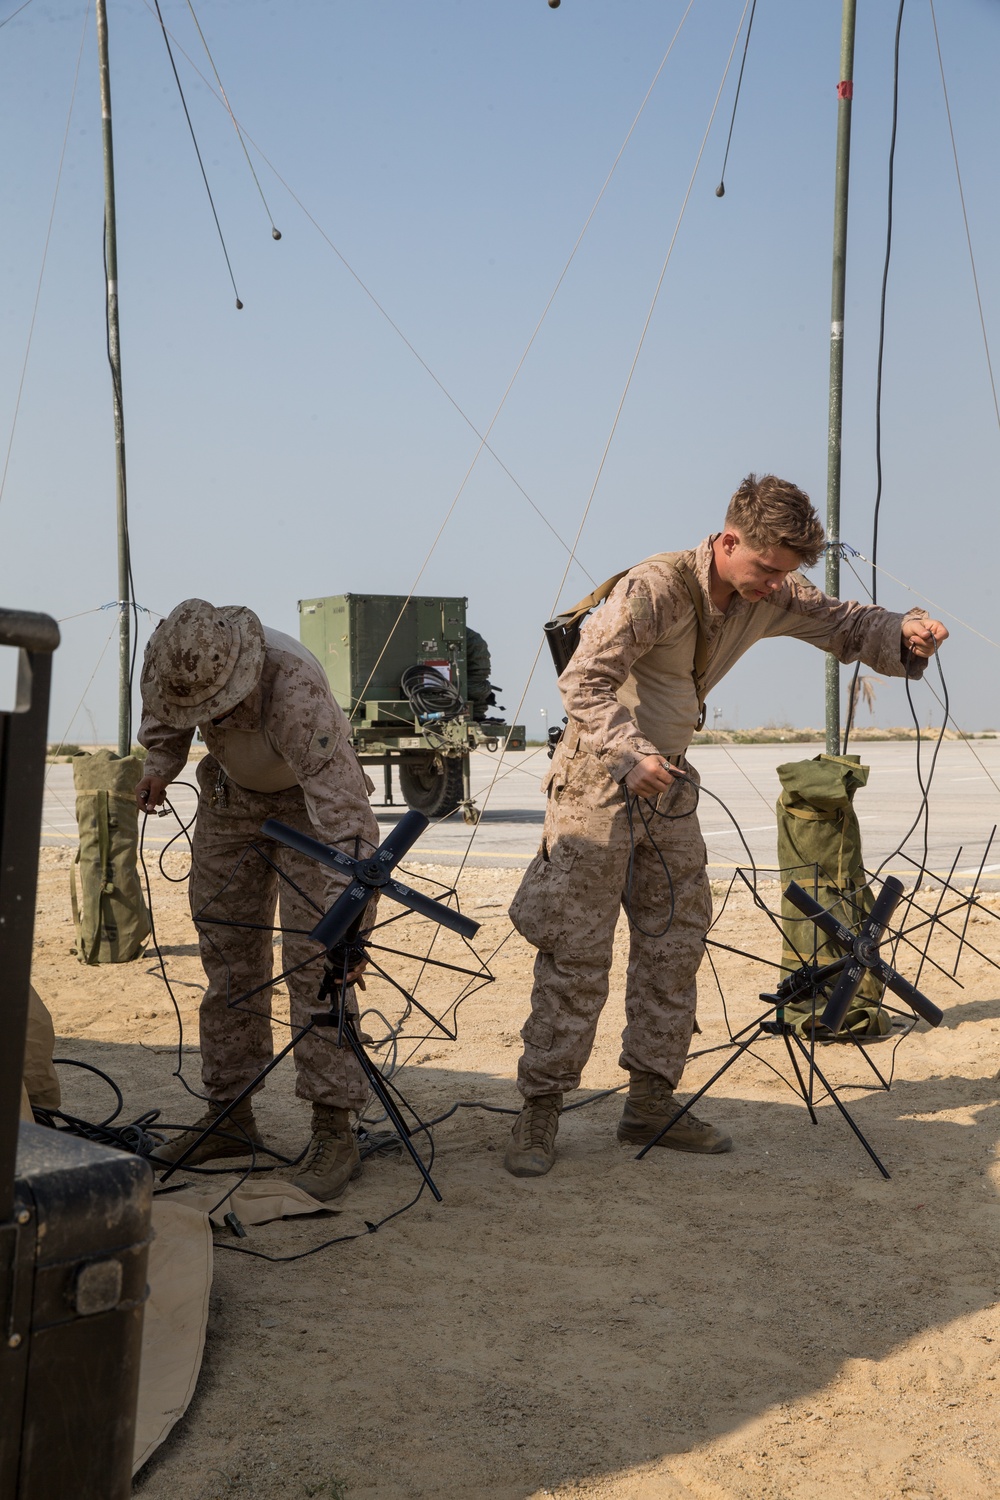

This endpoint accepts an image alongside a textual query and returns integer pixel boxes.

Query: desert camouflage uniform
[139,629,380,1110]
[512,536,928,1098]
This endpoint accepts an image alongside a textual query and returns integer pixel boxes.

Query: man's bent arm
[136,710,196,785]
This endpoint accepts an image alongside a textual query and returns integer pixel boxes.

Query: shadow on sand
[44,1025,1000,1500]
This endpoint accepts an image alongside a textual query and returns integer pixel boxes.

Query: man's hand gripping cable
[622,763,760,940]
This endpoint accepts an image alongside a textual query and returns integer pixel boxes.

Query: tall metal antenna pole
[825,0,857,757]
[95,0,132,757]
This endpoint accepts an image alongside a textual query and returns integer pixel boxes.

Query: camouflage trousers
[509,736,711,1098]
[189,756,368,1110]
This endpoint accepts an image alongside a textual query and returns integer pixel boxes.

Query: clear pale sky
[1,0,998,745]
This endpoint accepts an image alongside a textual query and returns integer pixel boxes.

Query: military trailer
[298,593,525,822]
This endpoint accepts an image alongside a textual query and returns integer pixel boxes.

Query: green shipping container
[297,593,524,823]
[298,594,468,718]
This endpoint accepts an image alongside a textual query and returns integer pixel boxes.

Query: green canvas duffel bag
[70,749,151,964]
[775,754,890,1039]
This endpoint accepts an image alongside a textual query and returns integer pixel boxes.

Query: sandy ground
[29,845,1000,1500]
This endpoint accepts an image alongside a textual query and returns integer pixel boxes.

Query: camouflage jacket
[558,536,928,781]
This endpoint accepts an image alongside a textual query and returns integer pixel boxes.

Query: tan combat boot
[503,1093,563,1178]
[151,1096,264,1166]
[617,1071,732,1154]
[291,1105,362,1202]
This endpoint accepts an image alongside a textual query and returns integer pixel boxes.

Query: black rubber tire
[398,753,465,819]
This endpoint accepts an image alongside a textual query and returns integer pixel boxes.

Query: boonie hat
[141,599,266,730]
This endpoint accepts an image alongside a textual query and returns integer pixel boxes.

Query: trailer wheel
[398,753,464,818]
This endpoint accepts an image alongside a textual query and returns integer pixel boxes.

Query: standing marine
[136,598,380,1200]
[504,474,948,1176]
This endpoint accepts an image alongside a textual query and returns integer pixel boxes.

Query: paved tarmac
[44,738,1000,888]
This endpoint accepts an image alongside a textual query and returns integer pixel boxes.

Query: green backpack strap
[543,570,631,676]
[781,800,849,888]
[673,564,710,730]
[69,849,84,955]
[70,789,112,964]
[544,556,710,728]
[554,570,631,625]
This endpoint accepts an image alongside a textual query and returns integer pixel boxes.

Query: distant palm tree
[847,674,882,721]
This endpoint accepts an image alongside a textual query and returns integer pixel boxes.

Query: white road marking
[701,813,875,840]
[703,823,776,837]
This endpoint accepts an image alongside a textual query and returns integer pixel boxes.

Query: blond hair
[725,473,825,568]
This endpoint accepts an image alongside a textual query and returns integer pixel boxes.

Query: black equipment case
[0,609,152,1499]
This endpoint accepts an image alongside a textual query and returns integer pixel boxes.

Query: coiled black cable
[400,664,464,721]
[620,764,760,939]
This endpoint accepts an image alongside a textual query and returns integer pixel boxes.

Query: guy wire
[549,0,754,600]
[921,682,1000,802]
[182,0,281,238]
[131,0,697,665]
[869,0,907,610]
[320,0,749,996]
[42,614,118,822]
[151,0,243,308]
[0,0,35,25]
[344,0,699,713]
[0,0,89,512]
[717,743,777,815]
[453,0,756,895]
[714,0,757,197]
[851,553,1000,652]
[929,0,1000,438]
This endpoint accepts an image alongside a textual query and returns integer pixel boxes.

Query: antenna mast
[95,0,132,757]
[825,0,857,756]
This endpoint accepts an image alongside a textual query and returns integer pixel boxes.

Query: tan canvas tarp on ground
[19,985,61,1121]
[167,1176,355,1229]
[133,1180,337,1475]
[133,1199,213,1474]
[71,748,151,964]
[776,753,890,1038]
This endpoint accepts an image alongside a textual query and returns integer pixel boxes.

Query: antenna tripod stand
[159,810,481,1201]
[635,875,943,1179]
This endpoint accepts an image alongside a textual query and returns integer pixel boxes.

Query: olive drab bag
[776,753,891,1039]
[70,748,151,964]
